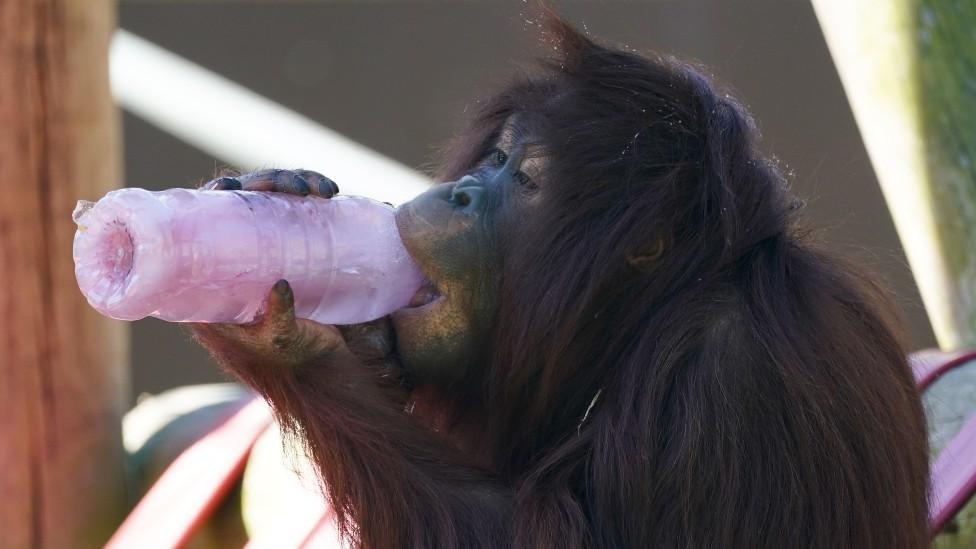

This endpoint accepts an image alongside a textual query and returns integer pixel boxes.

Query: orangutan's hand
[192,280,351,370]
[201,168,339,198]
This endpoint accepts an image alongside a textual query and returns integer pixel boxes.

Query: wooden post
[0,1,127,547]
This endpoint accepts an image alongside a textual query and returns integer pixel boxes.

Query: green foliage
[914,0,976,342]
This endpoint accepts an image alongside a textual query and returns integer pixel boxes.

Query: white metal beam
[110,29,431,205]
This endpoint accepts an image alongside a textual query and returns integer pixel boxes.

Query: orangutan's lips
[408,279,441,308]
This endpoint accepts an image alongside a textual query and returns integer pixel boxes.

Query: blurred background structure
[815,0,976,353]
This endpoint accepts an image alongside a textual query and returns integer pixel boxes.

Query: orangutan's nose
[450,176,486,211]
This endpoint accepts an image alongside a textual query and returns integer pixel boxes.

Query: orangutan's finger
[237,169,310,196]
[338,317,395,361]
[202,176,243,191]
[266,280,299,349]
[295,170,339,198]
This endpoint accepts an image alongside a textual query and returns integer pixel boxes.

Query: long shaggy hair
[433,15,930,548]
[202,13,930,549]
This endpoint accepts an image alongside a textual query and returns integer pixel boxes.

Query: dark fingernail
[293,175,311,196]
[212,177,241,190]
[316,176,338,197]
[273,279,291,297]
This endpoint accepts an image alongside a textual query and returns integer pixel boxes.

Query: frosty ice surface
[72,188,425,325]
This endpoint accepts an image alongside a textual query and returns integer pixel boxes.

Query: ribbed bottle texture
[72,188,424,325]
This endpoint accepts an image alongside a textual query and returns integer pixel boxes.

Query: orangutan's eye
[514,171,538,192]
[491,148,508,167]
[484,146,537,193]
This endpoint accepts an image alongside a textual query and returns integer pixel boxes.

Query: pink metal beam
[929,413,976,534]
[910,348,976,390]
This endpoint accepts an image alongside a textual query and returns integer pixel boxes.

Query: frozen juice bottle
[72,188,424,325]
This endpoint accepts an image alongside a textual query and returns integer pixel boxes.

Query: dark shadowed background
[118,0,936,406]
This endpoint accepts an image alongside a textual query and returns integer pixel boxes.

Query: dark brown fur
[198,14,929,549]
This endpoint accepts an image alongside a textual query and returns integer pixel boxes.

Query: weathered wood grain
[0,1,127,546]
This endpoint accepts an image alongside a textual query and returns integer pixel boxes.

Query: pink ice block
[72,188,424,325]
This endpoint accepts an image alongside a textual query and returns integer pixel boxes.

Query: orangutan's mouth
[407,278,442,308]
